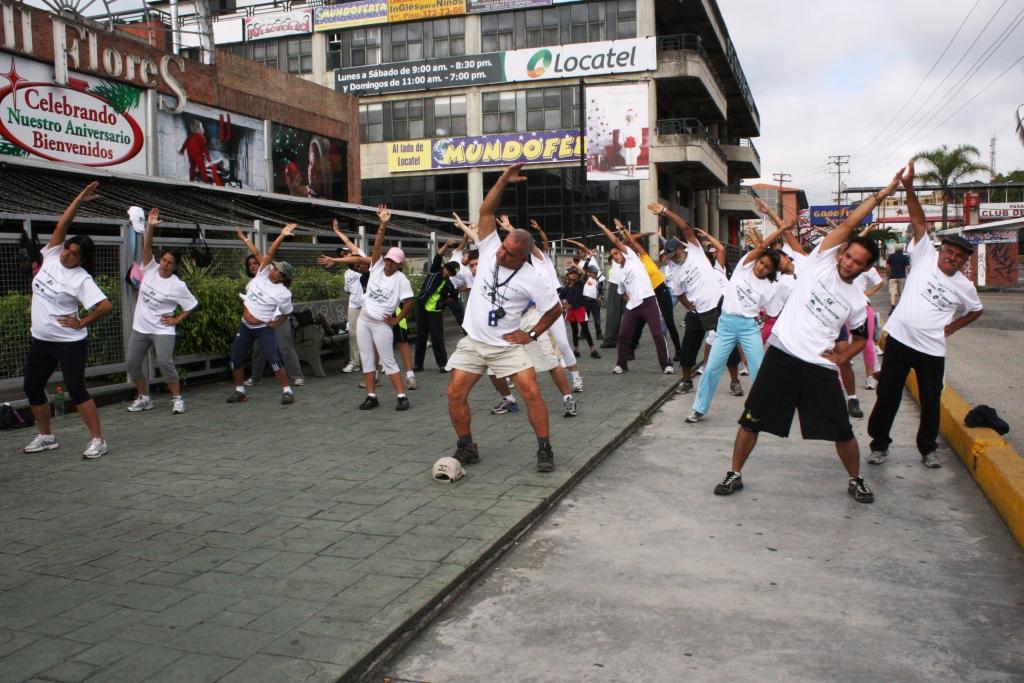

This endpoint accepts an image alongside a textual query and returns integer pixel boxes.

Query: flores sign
[0,55,145,172]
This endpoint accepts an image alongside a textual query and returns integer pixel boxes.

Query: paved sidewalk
[387,364,1024,682]
[0,347,676,682]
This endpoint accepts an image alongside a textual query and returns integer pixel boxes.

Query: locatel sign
[0,56,146,171]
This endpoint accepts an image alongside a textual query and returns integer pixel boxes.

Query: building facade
[161,0,760,241]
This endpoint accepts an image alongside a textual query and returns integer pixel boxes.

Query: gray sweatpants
[126,331,179,387]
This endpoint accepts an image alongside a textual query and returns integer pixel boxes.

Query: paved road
[386,363,1024,683]
[944,291,1024,455]
[0,346,676,682]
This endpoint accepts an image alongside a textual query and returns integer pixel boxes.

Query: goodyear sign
[809,204,873,226]
[389,129,583,173]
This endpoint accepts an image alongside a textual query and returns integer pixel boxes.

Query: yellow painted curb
[907,371,1024,549]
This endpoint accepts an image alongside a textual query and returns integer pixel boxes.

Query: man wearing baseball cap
[868,161,983,469]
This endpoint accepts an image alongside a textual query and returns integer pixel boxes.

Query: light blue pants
[693,313,765,415]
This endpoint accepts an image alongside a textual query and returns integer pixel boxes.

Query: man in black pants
[714,164,908,505]
[868,161,983,469]
[413,240,460,371]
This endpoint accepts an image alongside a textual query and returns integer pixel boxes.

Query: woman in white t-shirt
[226,223,298,405]
[125,208,198,415]
[854,265,885,389]
[22,182,114,460]
[327,220,367,374]
[688,222,791,422]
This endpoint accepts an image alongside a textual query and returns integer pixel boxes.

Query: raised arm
[902,160,927,243]
[370,205,391,265]
[754,196,787,230]
[564,239,593,257]
[529,218,550,253]
[331,218,361,253]
[695,227,726,267]
[592,215,627,252]
[497,214,515,234]
[235,228,262,259]
[317,253,370,268]
[50,182,99,248]
[858,222,879,238]
[479,163,526,242]
[743,222,795,265]
[821,166,904,252]
[452,212,479,243]
[782,223,807,256]
[142,208,160,266]
[262,223,297,269]
[648,202,696,245]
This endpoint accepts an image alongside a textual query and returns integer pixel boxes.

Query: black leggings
[631,283,681,354]
[23,338,91,406]
[570,320,593,348]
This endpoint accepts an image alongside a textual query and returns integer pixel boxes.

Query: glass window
[285,37,312,74]
[390,98,425,140]
[389,23,423,62]
[525,86,567,131]
[329,28,382,69]
[614,0,636,39]
[482,91,517,134]
[431,17,465,57]
[481,12,515,52]
[433,95,467,136]
[360,103,384,142]
[569,2,605,43]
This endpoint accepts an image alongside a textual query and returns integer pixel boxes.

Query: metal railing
[722,137,760,164]
[654,118,727,161]
[656,34,728,95]
[723,37,760,121]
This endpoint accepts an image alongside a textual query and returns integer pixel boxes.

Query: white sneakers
[342,362,360,373]
[172,396,186,414]
[865,377,876,390]
[407,376,418,390]
[612,366,625,374]
[294,377,305,387]
[24,433,58,453]
[24,433,107,459]
[572,376,584,392]
[739,363,749,376]
[83,438,108,459]
[127,395,153,412]
[663,366,675,374]
[243,377,255,387]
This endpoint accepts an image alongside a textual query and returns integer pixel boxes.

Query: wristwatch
[528,329,539,340]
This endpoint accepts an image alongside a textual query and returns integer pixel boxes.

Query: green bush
[290,266,346,302]
[0,292,30,378]
[176,275,245,356]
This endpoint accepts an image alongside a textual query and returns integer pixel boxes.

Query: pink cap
[385,247,405,264]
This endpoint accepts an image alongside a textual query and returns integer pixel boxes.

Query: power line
[826,155,849,207]
[771,172,791,216]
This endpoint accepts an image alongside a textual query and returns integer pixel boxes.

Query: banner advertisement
[963,230,1018,244]
[585,83,649,181]
[314,0,389,31]
[808,204,872,226]
[979,202,1024,220]
[156,103,266,191]
[245,10,313,42]
[271,123,349,201]
[467,0,552,13]
[335,37,655,95]
[388,0,466,23]
[0,54,146,173]
[388,129,583,173]
[336,53,504,95]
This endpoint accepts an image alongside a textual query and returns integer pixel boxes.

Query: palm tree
[913,144,990,229]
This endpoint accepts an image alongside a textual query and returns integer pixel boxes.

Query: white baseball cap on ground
[432,456,465,482]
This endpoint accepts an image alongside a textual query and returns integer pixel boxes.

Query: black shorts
[392,324,409,343]
[738,346,854,442]
[836,324,849,343]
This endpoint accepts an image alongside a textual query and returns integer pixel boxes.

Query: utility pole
[827,155,850,208]
[771,172,791,218]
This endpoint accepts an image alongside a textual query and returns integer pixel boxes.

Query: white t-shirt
[244,266,293,323]
[362,258,414,322]
[667,245,722,314]
[582,276,598,299]
[462,232,559,347]
[133,260,198,336]
[853,267,883,304]
[770,243,868,368]
[344,268,365,308]
[30,244,108,342]
[616,248,655,310]
[721,259,773,318]
[884,235,983,357]
[763,245,807,318]
[607,262,622,286]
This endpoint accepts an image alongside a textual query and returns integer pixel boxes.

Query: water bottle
[54,384,65,418]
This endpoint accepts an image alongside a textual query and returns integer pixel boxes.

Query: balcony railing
[723,138,760,164]
[723,37,759,121]
[657,34,728,94]
[723,185,759,198]
[655,118,727,161]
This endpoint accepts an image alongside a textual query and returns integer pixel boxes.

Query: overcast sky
[719,0,1024,204]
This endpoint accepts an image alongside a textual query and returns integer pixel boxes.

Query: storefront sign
[313,0,389,31]
[335,37,656,95]
[808,204,872,226]
[467,0,551,13]
[245,10,313,41]
[963,230,1018,244]
[585,83,648,181]
[388,0,466,23]
[0,54,146,172]
[979,202,1024,220]
[388,129,583,173]
[336,53,503,94]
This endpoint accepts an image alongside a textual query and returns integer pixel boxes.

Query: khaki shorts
[447,335,533,379]
[888,278,905,296]
[515,308,560,373]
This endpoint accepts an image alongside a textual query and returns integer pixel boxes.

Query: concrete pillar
[468,169,483,222]
[311,32,329,88]
[640,169,658,232]
[695,189,708,229]
[464,14,482,53]
[708,188,720,238]
[466,90,482,137]
[636,0,656,37]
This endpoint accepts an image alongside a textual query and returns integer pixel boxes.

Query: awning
[0,156,458,239]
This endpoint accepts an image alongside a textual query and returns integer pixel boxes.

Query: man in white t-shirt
[868,161,983,469]
[714,165,909,506]
[445,164,563,473]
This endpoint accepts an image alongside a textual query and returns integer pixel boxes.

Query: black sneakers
[714,471,743,495]
[454,442,480,465]
[226,391,248,403]
[359,395,380,410]
[536,446,555,472]
[281,391,295,405]
[674,380,694,395]
[848,398,863,418]
[396,396,410,411]
[848,477,875,503]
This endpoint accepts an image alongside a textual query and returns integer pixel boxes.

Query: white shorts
[447,336,533,379]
